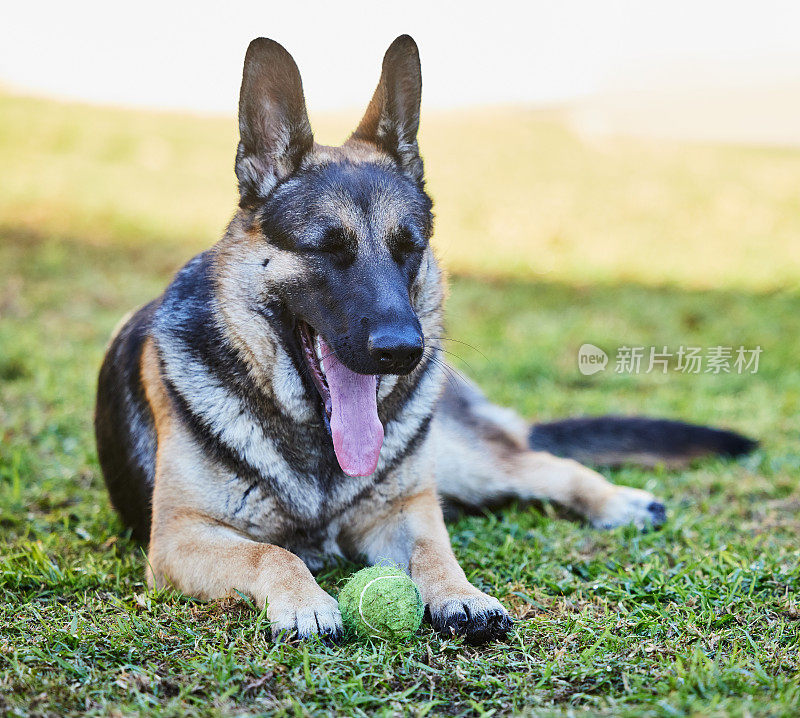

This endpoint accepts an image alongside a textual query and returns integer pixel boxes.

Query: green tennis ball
[338,565,424,640]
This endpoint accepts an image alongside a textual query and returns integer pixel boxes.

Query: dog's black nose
[368,327,424,372]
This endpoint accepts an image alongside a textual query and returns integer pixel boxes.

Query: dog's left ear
[236,38,314,208]
[349,35,423,183]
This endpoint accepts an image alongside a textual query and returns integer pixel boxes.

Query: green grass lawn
[1,94,799,716]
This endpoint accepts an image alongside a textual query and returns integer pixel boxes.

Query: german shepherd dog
[95,36,756,644]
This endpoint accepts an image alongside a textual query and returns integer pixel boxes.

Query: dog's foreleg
[343,487,513,644]
[146,512,342,640]
[139,335,341,641]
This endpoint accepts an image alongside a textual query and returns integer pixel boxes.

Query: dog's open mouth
[298,322,384,477]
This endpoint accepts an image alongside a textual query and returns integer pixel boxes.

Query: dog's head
[228,36,440,476]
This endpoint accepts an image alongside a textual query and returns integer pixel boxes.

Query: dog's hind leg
[432,375,666,529]
[442,444,664,529]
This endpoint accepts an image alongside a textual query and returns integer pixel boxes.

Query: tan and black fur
[95,36,756,644]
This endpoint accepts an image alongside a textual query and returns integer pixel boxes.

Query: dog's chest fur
[151,252,442,553]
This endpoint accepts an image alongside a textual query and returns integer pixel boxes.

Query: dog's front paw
[426,591,513,645]
[267,588,343,643]
[592,486,666,530]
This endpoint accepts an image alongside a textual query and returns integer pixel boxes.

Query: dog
[94,35,756,644]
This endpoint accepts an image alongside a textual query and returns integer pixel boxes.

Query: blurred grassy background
[3,92,800,287]
[2,92,799,716]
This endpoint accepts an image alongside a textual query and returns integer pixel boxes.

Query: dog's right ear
[235,38,314,209]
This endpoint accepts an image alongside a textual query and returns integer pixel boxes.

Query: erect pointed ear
[235,38,314,209]
[349,35,424,183]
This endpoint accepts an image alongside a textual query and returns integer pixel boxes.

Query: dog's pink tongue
[320,340,383,476]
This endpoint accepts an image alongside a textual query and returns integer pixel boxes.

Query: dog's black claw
[271,628,299,644]
[437,608,469,638]
[647,500,667,526]
[461,607,514,645]
[318,627,345,646]
[291,621,345,645]
[273,615,344,645]
[466,608,514,645]
[428,597,513,645]
[277,626,344,645]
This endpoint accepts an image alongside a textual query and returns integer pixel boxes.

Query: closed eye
[304,227,357,258]
[391,227,426,261]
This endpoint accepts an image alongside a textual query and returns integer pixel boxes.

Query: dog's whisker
[428,346,473,371]
[423,340,475,373]
[424,347,471,385]
[425,335,488,361]
[433,359,470,388]
[422,347,470,391]
[424,353,461,393]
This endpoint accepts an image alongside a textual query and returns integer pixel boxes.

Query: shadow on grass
[2,219,798,439]
[3,218,799,318]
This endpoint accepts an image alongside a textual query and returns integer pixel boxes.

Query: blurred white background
[2,0,800,143]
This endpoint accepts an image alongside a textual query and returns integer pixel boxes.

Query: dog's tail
[528,416,757,468]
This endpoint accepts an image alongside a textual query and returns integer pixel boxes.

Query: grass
[1,92,799,716]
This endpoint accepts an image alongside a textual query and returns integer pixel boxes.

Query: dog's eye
[300,228,357,261]
[391,227,425,261]
[316,227,355,255]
